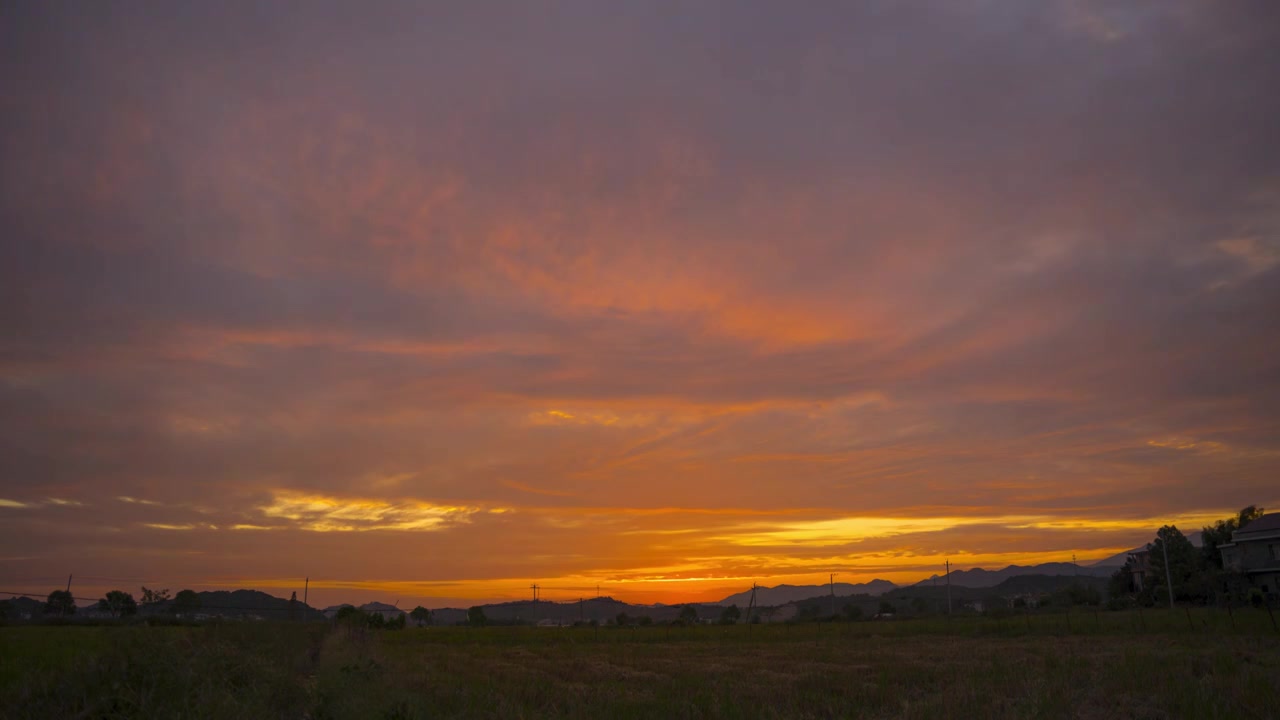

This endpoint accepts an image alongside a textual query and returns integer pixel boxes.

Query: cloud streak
[1,0,1279,606]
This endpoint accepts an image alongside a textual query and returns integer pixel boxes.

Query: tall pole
[66,574,72,593]
[1161,532,1175,610]
[945,560,952,615]
[303,577,309,609]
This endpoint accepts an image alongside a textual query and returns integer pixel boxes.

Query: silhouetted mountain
[1089,531,1203,567]
[1,595,43,619]
[912,562,1111,589]
[190,589,324,620]
[717,580,897,606]
[426,597,726,626]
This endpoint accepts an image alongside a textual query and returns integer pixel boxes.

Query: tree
[410,606,432,627]
[387,613,406,630]
[877,600,895,616]
[637,615,653,626]
[467,606,487,626]
[140,587,170,607]
[719,604,741,625]
[1201,505,1265,569]
[173,589,201,617]
[98,590,138,617]
[0,600,11,624]
[1146,525,1207,605]
[1108,562,1134,599]
[677,605,699,625]
[44,590,75,616]
[615,612,631,627]
[842,603,862,621]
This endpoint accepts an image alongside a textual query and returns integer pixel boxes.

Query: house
[1126,548,1151,592]
[1218,512,1280,596]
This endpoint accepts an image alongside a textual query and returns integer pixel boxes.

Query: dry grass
[3,611,1278,719]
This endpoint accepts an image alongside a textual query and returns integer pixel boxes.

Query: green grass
[2,610,1278,719]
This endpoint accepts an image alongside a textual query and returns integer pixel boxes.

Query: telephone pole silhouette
[945,560,952,615]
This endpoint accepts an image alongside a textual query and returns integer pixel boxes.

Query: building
[1218,512,1280,596]
[1126,548,1151,592]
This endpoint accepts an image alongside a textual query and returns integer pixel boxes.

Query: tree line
[1107,505,1266,607]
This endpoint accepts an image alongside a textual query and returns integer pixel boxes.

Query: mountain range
[717,580,896,606]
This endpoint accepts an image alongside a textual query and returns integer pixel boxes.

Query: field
[2,610,1279,719]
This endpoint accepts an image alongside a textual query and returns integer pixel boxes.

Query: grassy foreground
[2,611,1278,719]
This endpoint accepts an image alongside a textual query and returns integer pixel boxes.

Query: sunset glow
[2,1,1279,610]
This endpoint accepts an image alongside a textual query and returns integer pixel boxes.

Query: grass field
[2,610,1278,719]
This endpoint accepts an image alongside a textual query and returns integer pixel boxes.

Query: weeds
[2,611,1278,719]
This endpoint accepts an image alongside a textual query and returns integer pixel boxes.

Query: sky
[2,1,1279,610]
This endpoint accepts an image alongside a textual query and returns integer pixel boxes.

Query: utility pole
[303,577,309,609]
[579,597,584,623]
[945,560,952,615]
[829,573,837,618]
[1073,554,1078,578]
[530,584,540,602]
[1161,532,1175,610]
[66,574,72,593]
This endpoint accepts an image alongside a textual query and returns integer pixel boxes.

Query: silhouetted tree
[98,590,138,617]
[172,589,200,616]
[842,603,862,621]
[1202,505,1265,569]
[1109,561,1135,599]
[616,612,631,626]
[877,600,895,615]
[677,605,699,625]
[44,590,75,616]
[467,606,487,626]
[410,606,432,627]
[719,604,741,624]
[1144,525,1206,605]
[140,587,170,606]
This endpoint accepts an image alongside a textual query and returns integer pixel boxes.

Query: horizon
[3,3,1280,611]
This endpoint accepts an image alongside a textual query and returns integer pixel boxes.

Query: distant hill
[1090,531,1203,567]
[1,595,44,619]
[189,589,325,621]
[717,580,897,607]
[426,597,714,626]
[912,562,1112,589]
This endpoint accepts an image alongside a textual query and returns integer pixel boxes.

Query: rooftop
[1234,512,1280,538]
